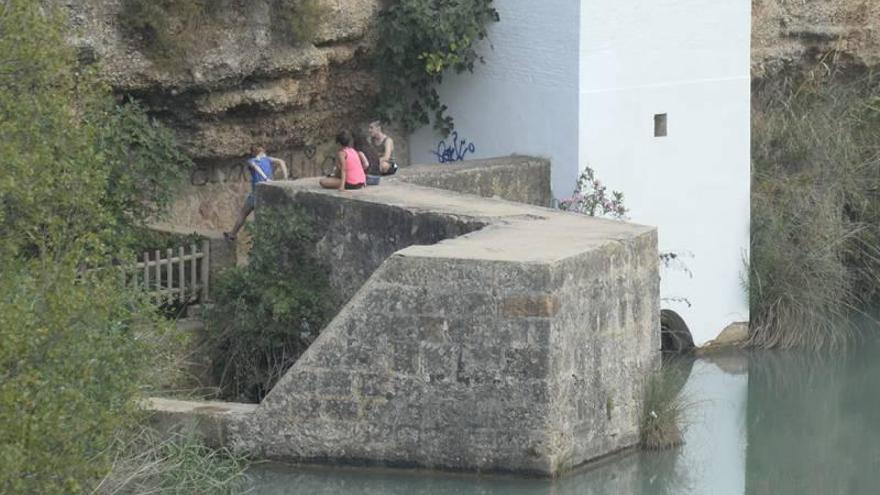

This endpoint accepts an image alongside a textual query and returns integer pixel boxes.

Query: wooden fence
[131,240,211,305]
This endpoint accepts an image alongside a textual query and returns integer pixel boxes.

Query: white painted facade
[409,0,751,344]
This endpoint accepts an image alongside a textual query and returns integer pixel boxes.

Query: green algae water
[244,335,880,495]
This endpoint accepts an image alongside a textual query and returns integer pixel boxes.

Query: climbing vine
[374,0,499,135]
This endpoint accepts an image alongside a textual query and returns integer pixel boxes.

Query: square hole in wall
[654,113,668,137]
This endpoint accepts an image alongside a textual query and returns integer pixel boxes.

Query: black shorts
[345,182,365,190]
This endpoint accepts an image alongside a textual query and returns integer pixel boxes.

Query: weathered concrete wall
[549,236,659,467]
[395,156,552,208]
[211,179,660,476]
[258,184,486,309]
[147,398,255,446]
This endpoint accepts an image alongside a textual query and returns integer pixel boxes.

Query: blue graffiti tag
[431,131,476,163]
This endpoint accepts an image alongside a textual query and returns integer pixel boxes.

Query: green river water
[244,334,880,494]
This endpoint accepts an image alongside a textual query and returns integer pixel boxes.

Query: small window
[654,113,668,137]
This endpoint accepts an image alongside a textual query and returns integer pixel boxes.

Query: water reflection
[246,338,880,495]
[745,341,880,495]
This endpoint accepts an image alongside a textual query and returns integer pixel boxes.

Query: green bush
[206,206,335,402]
[97,99,192,238]
[95,428,247,494]
[375,0,499,135]
[0,261,166,493]
[1,5,190,260]
[0,2,228,491]
[749,73,880,348]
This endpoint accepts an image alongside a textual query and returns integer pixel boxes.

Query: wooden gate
[133,240,211,305]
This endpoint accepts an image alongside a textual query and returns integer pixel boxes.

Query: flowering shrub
[558,167,628,219]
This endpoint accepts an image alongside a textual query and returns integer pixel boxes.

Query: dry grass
[92,427,248,495]
[749,69,880,349]
[640,359,694,451]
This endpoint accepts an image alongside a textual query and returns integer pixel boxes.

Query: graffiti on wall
[431,131,476,163]
[188,143,341,186]
[190,163,248,186]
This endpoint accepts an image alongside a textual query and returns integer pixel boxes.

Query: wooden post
[143,251,149,293]
[166,248,173,304]
[201,239,210,302]
[154,250,160,303]
[190,243,197,303]
[179,246,186,304]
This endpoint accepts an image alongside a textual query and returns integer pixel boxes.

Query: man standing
[368,120,398,175]
[223,146,288,241]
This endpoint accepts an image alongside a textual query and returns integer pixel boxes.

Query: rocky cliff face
[752,0,880,78]
[64,0,879,232]
[65,0,395,175]
[68,0,880,158]
[64,0,404,232]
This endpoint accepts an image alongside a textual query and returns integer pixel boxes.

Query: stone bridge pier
[150,157,660,477]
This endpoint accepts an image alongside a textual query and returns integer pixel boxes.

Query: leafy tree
[0,2,190,261]
[96,98,192,247]
[0,1,200,492]
[0,261,162,494]
[374,0,499,135]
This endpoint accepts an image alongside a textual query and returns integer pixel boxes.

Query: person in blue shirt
[224,145,288,241]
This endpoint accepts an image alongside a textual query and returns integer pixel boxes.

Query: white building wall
[409,1,750,345]
[580,0,751,344]
[408,0,581,197]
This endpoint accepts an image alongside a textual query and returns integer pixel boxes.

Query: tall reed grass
[640,357,695,451]
[750,70,880,348]
[93,428,248,495]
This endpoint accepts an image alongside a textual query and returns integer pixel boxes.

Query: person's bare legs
[225,201,254,241]
[319,177,343,189]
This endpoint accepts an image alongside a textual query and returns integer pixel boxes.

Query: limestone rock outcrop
[64,0,383,169]
[752,0,880,77]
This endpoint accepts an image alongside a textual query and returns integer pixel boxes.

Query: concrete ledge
[146,398,257,448]
[149,158,659,477]
[394,155,552,207]
[237,178,659,476]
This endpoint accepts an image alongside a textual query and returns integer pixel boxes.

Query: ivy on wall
[374,0,499,136]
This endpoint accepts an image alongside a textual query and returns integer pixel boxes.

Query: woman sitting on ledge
[320,131,366,191]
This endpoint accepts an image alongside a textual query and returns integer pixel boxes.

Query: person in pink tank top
[320,131,367,191]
